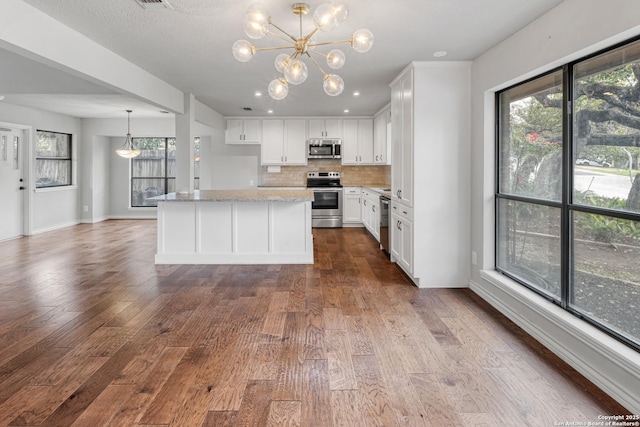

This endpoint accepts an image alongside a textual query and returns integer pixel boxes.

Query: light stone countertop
[153,189,314,202]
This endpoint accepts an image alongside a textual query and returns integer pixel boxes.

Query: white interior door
[0,128,24,240]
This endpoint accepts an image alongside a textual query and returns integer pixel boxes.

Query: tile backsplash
[260,159,390,187]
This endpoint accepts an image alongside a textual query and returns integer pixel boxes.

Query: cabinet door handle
[363,200,367,206]
[397,220,402,230]
[372,205,376,212]
[402,210,408,215]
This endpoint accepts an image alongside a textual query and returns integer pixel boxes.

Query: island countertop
[154,189,314,202]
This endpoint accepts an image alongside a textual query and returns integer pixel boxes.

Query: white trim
[31,220,80,235]
[35,185,78,193]
[80,216,109,224]
[109,214,157,220]
[472,271,640,413]
[155,252,313,264]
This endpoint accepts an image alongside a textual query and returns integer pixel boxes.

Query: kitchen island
[154,189,314,264]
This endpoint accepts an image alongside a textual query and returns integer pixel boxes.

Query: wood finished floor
[0,220,628,426]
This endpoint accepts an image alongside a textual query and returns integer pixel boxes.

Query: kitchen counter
[363,187,392,198]
[154,189,313,202]
[155,189,313,265]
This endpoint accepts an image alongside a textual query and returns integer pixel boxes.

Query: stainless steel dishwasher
[379,195,390,254]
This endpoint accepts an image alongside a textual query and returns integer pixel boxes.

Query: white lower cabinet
[343,187,362,224]
[361,189,380,241]
[390,201,413,275]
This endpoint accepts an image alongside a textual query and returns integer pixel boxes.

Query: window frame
[130,137,175,208]
[35,130,73,189]
[495,35,640,352]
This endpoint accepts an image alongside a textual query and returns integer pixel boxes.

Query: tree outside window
[36,130,72,188]
[496,37,640,350]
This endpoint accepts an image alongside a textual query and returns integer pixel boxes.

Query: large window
[36,130,72,188]
[130,137,201,207]
[131,137,176,207]
[497,37,640,351]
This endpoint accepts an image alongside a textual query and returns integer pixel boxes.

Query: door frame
[0,121,33,237]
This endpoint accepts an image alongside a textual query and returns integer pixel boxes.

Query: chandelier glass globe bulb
[330,1,349,22]
[232,39,254,62]
[326,49,345,69]
[351,29,374,53]
[314,3,339,32]
[323,73,344,96]
[268,78,289,100]
[274,53,290,73]
[243,16,269,39]
[245,3,270,26]
[284,59,308,85]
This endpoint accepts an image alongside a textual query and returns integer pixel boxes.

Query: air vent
[135,0,173,10]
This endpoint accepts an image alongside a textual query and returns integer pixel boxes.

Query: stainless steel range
[306,171,343,228]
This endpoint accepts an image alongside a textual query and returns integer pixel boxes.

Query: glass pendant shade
[268,78,289,100]
[323,73,344,96]
[284,59,308,85]
[245,3,270,27]
[274,53,290,73]
[351,29,374,53]
[116,110,141,158]
[243,16,269,39]
[326,49,345,69]
[331,1,349,22]
[232,40,255,62]
[314,3,338,32]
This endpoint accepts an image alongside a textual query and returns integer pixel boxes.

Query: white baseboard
[31,220,80,235]
[80,216,109,224]
[109,214,157,220]
[471,271,640,413]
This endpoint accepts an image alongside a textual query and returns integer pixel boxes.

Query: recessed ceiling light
[0,95,5,101]
[353,91,360,97]
[267,109,274,114]
[433,51,448,57]
[255,91,262,97]
[344,109,350,113]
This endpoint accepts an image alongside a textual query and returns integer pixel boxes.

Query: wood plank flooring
[0,220,628,426]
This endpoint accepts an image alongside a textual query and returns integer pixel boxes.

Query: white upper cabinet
[225,119,261,144]
[373,107,391,165]
[390,71,413,206]
[341,119,373,165]
[308,119,342,138]
[261,119,307,165]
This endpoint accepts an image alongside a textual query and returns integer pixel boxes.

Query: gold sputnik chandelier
[232,2,374,100]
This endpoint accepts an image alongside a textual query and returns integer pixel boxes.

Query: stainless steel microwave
[307,138,341,159]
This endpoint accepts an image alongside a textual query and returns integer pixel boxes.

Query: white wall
[470,0,640,413]
[90,136,111,222]
[195,111,261,190]
[82,117,176,219]
[0,102,81,234]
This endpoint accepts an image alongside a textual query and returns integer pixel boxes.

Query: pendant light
[116,110,141,158]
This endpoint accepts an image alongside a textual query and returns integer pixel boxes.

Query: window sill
[35,185,78,193]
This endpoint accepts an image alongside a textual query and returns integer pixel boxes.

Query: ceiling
[1,0,566,119]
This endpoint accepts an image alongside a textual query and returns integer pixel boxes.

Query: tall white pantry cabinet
[389,61,471,288]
